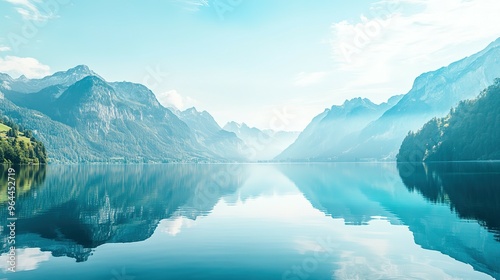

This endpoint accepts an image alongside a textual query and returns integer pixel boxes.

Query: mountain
[0,94,101,162]
[0,66,232,162]
[0,65,98,93]
[344,38,500,160]
[176,107,247,161]
[276,96,402,161]
[276,38,500,162]
[397,79,500,162]
[223,122,299,161]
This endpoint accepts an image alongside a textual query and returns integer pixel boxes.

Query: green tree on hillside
[397,78,500,162]
[0,117,48,164]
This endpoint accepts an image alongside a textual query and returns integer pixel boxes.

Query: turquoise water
[1,163,499,279]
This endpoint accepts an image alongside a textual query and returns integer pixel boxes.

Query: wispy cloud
[294,71,327,87]
[155,89,197,110]
[0,56,50,78]
[5,0,56,21]
[0,46,11,52]
[330,0,500,99]
[169,0,209,12]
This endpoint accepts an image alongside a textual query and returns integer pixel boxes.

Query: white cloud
[0,46,11,52]
[5,0,56,21]
[294,71,327,87]
[330,0,500,102]
[155,89,197,110]
[0,56,51,78]
[159,217,196,236]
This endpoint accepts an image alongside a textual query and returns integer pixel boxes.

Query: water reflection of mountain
[278,163,400,225]
[0,165,47,253]
[0,165,47,204]
[0,164,246,262]
[396,162,500,279]
[279,163,500,279]
[398,162,500,238]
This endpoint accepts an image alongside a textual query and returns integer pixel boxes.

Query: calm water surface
[0,163,499,279]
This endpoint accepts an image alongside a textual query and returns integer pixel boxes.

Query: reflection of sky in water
[1,164,498,279]
[331,219,493,280]
[0,248,51,272]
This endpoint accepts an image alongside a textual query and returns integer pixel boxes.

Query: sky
[0,0,499,131]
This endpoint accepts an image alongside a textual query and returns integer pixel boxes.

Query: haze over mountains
[0,37,499,162]
[398,79,500,162]
[174,107,246,161]
[276,37,500,161]
[276,96,402,161]
[223,122,299,161]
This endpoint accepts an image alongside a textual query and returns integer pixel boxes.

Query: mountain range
[1,70,208,162]
[276,95,402,161]
[223,121,299,161]
[276,37,500,161]
[0,67,294,162]
[174,107,247,161]
[1,38,499,162]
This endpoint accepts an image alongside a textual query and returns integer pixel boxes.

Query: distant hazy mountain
[345,37,500,160]
[398,79,500,162]
[223,122,299,161]
[276,96,402,161]
[0,66,230,162]
[176,107,247,161]
[277,37,500,161]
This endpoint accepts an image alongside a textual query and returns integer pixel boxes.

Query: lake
[1,162,499,279]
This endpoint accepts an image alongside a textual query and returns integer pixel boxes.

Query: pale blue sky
[1,0,499,130]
